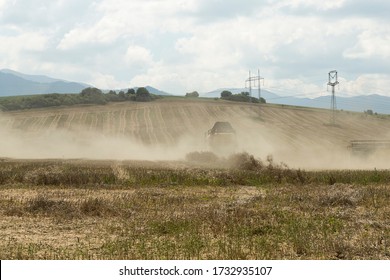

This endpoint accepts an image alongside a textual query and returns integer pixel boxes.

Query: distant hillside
[0,69,89,97]
[268,94,390,115]
[203,87,390,114]
[142,86,171,96]
[0,69,66,83]
[201,88,279,100]
[103,86,172,96]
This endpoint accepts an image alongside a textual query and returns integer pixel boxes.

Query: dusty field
[1,98,390,168]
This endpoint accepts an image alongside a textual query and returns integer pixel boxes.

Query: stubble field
[1,98,390,259]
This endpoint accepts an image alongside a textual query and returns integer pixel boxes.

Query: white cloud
[274,0,346,11]
[129,63,182,92]
[125,45,154,68]
[1,0,390,97]
[57,0,196,50]
[266,78,325,98]
[339,75,390,96]
[57,24,115,50]
[129,60,251,95]
[0,31,48,69]
[88,72,130,90]
[344,28,390,59]
[0,31,47,52]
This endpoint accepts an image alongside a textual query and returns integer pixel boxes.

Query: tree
[220,90,232,98]
[118,91,126,101]
[219,90,266,104]
[80,87,103,96]
[365,109,374,115]
[185,91,199,97]
[79,87,106,104]
[126,88,136,101]
[127,88,135,95]
[135,87,152,102]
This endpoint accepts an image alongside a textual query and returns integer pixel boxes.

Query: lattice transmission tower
[245,69,264,102]
[327,70,339,126]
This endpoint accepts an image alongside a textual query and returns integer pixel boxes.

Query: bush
[80,87,103,97]
[221,92,266,104]
[136,87,152,102]
[0,93,107,111]
[220,90,232,98]
[185,91,199,98]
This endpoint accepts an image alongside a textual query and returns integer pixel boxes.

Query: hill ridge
[0,69,89,97]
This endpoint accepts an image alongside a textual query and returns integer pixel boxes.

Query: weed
[25,195,79,219]
[150,219,194,235]
[228,152,263,171]
[80,198,104,217]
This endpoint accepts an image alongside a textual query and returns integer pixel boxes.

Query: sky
[1,0,390,97]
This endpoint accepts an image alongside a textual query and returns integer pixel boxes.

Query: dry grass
[0,157,389,260]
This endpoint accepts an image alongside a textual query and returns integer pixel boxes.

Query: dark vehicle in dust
[206,121,237,154]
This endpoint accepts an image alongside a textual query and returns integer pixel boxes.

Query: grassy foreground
[0,155,389,260]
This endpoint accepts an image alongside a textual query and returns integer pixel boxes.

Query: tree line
[184,90,266,104]
[0,87,156,111]
[0,87,266,112]
[220,90,266,104]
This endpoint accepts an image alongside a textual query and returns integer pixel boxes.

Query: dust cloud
[232,117,390,170]
[0,125,201,161]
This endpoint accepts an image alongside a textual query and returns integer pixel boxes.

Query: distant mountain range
[135,86,171,96]
[0,69,90,96]
[1,69,389,114]
[0,69,172,97]
[201,88,390,115]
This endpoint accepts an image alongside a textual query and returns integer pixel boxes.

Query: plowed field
[1,98,390,168]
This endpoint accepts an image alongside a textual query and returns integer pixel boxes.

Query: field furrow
[153,105,174,145]
[34,115,49,132]
[56,114,69,129]
[177,106,197,134]
[1,116,14,129]
[136,107,151,144]
[64,112,76,130]
[118,109,127,136]
[90,113,98,132]
[132,107,141,141]
[158,104,182,143]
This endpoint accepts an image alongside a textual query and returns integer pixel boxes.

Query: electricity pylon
[328,70,339,126]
